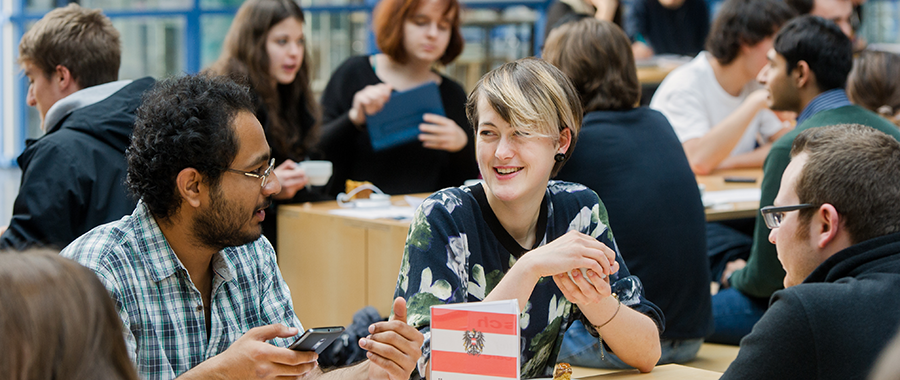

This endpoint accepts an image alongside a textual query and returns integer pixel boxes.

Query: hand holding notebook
[367,82,446,152]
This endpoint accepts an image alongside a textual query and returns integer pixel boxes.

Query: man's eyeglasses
[760,204,817,229]
[225,158,275,188]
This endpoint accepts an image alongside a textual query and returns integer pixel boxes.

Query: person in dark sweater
[544,0,624,42]
[207,0,325,250]
[625,0,709,58]
[0,4,154,250]
[713,15,900,345]
[317,0,477,197]
[722,124,900,380]
[544,18,711,368]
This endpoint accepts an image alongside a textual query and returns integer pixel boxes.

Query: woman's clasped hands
[522,230,620,305]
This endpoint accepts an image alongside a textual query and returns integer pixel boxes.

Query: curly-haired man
[62,74,423,380]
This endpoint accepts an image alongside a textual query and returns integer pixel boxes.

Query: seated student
[847,49,900,127]
[721,124,900,380]
[786,0,854,37]
[715,15,900,345]
[0,251,139,380]
[0,4,154,250]
[649,0,794,175]
[318,0,477,197]
[625,0,709,59]
[61,74,423,380]
[394,58,663,378]
[544,19,711,368]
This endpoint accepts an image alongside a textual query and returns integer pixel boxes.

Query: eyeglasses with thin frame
[225,158,275,188]
[760,204,817,229]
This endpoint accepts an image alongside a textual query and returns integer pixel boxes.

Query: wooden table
[278,197,415,328]
[697,168,763,222]
[278,170,762,327]
[575,364,722,379]
[637,65,676,84]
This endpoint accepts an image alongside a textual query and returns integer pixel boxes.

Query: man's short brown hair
[372,0,464,65]
[18,3,120,88]
[790,124,900,244]
[543,18,639,112]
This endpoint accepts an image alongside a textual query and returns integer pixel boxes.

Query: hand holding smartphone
[288,326,345,353]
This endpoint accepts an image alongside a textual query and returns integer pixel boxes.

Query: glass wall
[0,0,551,167]
[2,0,899,167]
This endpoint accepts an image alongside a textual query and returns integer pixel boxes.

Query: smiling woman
[393,58,663,379]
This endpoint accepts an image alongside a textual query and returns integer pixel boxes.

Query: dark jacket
[722,231,900,380]
[0,77,155,250]
[556,108,712,340]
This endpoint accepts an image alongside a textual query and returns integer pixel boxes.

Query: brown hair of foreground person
[0,251,138,380]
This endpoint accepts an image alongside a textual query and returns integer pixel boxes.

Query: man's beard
[193,186,268,250]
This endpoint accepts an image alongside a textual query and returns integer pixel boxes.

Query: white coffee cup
[299,160,333,186]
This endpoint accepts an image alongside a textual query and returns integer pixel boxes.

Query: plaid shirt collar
[133,202,236,284]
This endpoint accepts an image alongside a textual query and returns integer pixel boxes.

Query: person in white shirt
[650,0,795,174]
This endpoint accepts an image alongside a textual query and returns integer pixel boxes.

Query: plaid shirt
[62,202,302,379]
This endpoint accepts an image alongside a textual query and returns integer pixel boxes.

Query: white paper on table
[404,195,425,211]
[702,188,762,207]
[328,206,415,220]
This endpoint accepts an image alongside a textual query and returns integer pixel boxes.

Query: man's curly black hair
[126,74,254,220]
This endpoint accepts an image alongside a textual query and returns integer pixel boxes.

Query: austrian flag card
[430,300,520,380]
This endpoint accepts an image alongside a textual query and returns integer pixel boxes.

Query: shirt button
[196,305,203,312]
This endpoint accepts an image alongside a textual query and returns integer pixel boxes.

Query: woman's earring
[554,153,566,162]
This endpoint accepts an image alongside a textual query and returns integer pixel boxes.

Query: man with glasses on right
[721,124,900,379]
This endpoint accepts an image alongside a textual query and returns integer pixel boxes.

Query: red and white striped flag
[431,300,520,380]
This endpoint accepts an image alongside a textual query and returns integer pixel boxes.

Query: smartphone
[724,176,757,183]
[288,326,345,353]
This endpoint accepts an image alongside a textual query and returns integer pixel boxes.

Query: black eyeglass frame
[759,204,817,229]
[225,158,276,188]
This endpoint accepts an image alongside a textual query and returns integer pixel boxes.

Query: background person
[625,0,709,59]
[207,0,323,249]
[847,49,900,127]
[544,0,623,42]
[317,0,477,196]
[785,0,854,37]
[393,58,663,378]
[62,74,423,380]
[649,0,794,175]
[0,4,154,250]
[716,15,900,345]
[0,251,140,380]
[721,124,900,380]
[545,18,711,368]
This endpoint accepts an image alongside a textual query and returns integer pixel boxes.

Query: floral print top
[394,181,664,378]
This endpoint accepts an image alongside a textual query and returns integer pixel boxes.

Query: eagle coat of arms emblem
[462,329,485,356]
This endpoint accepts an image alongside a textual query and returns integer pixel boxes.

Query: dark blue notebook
[367,82,445,152]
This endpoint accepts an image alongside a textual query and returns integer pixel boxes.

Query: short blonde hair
[466,58,583,176]
[18,3,120,88]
